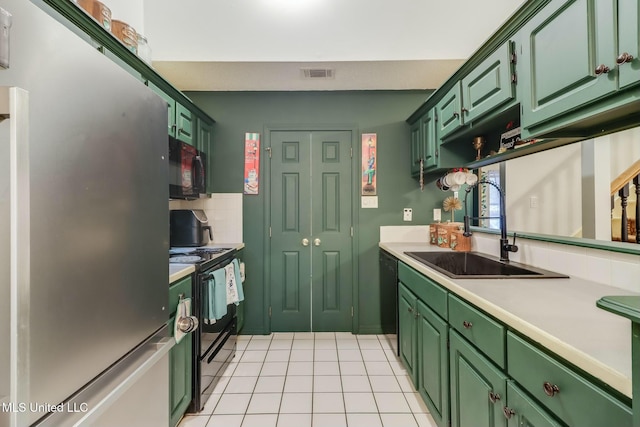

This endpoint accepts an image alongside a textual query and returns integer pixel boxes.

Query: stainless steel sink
[404,251,568,279]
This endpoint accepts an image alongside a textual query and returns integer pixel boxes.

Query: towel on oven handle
[204,268,228,324]
[233,259,245,301]
[225,260,245,305]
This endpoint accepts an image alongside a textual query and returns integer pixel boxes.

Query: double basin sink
[404,251,568,279]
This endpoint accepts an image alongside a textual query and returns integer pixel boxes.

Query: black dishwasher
[379,249,399,355]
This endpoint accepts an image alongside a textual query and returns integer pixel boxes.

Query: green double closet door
[269,130,353,332]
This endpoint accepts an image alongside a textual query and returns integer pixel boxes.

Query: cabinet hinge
[511,51,517,64]
[269,226,272,238]
[447,339,450,349]
[511,73,517,84]
[265,146,272,158]
[350,147,353,158]
[351,306,354,317]
[351,226,354,237]
[269,306,272,317]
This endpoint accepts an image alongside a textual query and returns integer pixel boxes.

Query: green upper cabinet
[175,103,195,145]
[520,0,617,132]
[435,82,464,140]
[197,119,214,193]
[410,121,421,176]
[461,41,517,124]
[148,82,196,146]
[421,110,438,170]
[148,81,177,138]
[618,0,640,89]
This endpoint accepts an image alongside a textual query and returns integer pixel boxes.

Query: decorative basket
[450,230,472,252]
[436,222,462,248]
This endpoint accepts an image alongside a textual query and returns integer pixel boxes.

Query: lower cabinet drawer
[399,262,448,319]
[507,332,632,427]
[448,294,505,368]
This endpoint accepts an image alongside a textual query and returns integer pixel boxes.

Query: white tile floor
[178,333,438,427]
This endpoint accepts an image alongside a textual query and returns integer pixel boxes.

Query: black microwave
[169,136,207,200]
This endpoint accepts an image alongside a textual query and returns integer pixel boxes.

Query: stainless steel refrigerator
[0,1,171,426]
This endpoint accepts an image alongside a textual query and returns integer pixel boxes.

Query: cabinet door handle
[462,320,473,329]
[503,407,515,419]
[488,391,501,403]
[407,306,413,313]
[461,108,469,114]
[543,381,560,397]
[453,111,460,119]
[616,52,634,65]
[594,64,610,75]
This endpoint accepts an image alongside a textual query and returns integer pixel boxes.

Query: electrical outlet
[403,208,412,221]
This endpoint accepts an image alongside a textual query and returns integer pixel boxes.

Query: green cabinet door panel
[269,130,353,332]
[399,283,418,387]
[450,330,508,427]
[520,0,617,131]
[618,0,640,89]
[168,276,193,427]
[504,381,564,427]
[420,110,438,170]
[398,262,448,319]
[461,42,516,124]
[410,121,421,175]
[417,299,449,427]
[169,328,192,427]
[507,332,632,427]
[197,119,214,194]
[176,103,195,145]
[448,294,506,369]
[436,82,464,140]
[148,81,177,137]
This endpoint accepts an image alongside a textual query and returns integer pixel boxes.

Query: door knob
[302,238,309,246]
[314,238,321,246]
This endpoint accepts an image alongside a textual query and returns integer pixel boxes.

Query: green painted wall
[187,90,451,334]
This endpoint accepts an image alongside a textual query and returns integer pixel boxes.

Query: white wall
[142,0,526,62]
[505,143,582,236]
[610,127,640,178]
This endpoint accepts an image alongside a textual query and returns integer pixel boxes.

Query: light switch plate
[361,196,378,208]
[403,208,412,221]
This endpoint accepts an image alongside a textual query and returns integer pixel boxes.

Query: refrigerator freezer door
[0,1,169,425]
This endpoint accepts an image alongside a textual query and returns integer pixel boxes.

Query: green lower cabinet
[450,330,508,427]
[507,332,632,427]
[399,283,418,387]
[169,325,192,427]
[417,300,449,427]
[169,276,193,427]
[504,382,564,427]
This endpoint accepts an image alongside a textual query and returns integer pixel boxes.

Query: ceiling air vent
[301,68,335,79]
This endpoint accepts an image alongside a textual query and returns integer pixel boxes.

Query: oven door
[199,305,236,396]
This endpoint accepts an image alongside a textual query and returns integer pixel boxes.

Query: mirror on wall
[473,126,640,246]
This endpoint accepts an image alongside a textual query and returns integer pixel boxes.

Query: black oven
[169,247,237,414]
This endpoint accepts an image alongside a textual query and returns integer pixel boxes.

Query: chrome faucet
[463,179,518,262]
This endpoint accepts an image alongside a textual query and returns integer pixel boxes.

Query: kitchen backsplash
[380,226,640,293]
[169,193,243,243]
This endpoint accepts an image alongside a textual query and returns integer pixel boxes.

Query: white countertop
[380,242,638,398]
[169,243,245,284]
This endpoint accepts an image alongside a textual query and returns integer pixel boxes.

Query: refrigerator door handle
[1,86,31,427]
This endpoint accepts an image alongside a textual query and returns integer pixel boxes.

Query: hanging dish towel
[225,262,239,305]
[233,259,245,301]
[174,297,193,344]
[204,268,227,324]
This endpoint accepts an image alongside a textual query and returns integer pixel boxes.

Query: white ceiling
[141,0,527,91]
